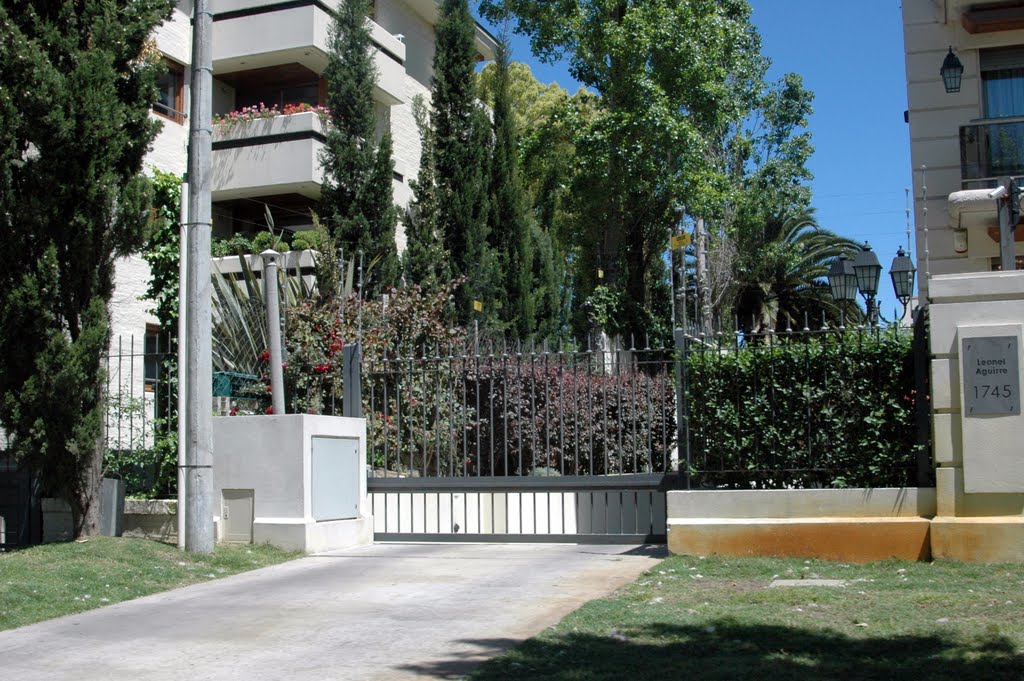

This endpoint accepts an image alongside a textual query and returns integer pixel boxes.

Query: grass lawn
[0,536,299,632]
[471,553,1024,681]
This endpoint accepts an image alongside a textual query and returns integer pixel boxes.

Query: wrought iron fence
[364,342,678,479]
[679,317,931,490]
[103,334,177,496]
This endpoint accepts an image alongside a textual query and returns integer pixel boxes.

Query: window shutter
[981,46,1024,72]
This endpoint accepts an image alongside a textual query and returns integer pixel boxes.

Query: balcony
[211,1,406,105]
[211,109,407,205]
[211,110,326,201]
[960,119,1024,189]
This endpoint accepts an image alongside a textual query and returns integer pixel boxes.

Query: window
[154,60,185,124]
[982,47,1024,118]
[144,324,163,393]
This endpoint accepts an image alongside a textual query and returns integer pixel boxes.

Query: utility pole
[177,179,188,550]
[183,0,214,553]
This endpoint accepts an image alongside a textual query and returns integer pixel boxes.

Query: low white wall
[123,499,178,543]
[668,487,937,520]
[213,414,372,553]
[667,487,936,562]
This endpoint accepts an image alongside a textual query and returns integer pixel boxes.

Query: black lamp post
[853,242,882,325]
[941,47,964,93]
[827,244,917,326]
[890,246,917,314]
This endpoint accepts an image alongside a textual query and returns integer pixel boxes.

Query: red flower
[265,406,274,414]
[258,350,270,362]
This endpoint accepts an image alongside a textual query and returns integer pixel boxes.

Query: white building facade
[110,0,495,347]
[107,0,495,434]
[903,0,1024,299]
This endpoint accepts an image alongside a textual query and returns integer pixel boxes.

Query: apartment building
[106,0,495,422]
[903,0,1024,300]
[151,0,494,235]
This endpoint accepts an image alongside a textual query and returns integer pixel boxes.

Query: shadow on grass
[400,620,1024,681]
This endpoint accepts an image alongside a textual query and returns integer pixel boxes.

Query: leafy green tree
[0,0,174,535]
[319,0,400,295]
[487,37,534,339]
[433,0,495,324]
[478,61,596,340]
[714,72,816,249]
[697,72,816,328]
[481,0,766,343]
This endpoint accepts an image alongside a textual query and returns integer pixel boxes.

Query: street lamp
[827,244,917,325]
[889,246,917,313]
[941,47,964,93]
[853,242,882,325]
[827,252,858,303]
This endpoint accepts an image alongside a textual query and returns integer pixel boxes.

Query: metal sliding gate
[364,343,680,543]
[368,474,677,543]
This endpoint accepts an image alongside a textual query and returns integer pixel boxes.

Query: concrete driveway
[1,542,664,680]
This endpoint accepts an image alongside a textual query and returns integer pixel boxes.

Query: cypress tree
[432,0,495,324]
[0,0,175,536]
[320,0,399,295]
[403,97,449,294]
[531,222,566,341]
[488,37,533,339]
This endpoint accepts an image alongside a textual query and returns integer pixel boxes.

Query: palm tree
[733,208,861,334]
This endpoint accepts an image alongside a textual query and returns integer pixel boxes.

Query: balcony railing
[961,118,1024,188]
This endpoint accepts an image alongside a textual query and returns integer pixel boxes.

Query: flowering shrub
[282,278,465,420]
[213,102,330,130]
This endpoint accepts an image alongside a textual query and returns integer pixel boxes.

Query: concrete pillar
[928,271,1024,561]
[261,250,286,416]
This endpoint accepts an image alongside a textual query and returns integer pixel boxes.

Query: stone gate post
[928,271,1024,561]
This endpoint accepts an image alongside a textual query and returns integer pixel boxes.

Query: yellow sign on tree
[671,233,692,250]
[473,300,483,312]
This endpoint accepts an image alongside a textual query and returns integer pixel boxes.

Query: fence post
[342,343,363,418]
[913,308,933,487]
[674,328,691,489]
[261,249,286,416]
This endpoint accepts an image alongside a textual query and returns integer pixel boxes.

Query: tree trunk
[694,217,713,334]
[73,438,104,537]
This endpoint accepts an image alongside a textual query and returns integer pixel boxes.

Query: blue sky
[476,0,914,318]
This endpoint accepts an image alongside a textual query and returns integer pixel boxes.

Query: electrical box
[222,489,254,543]
[311,436,359,521]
